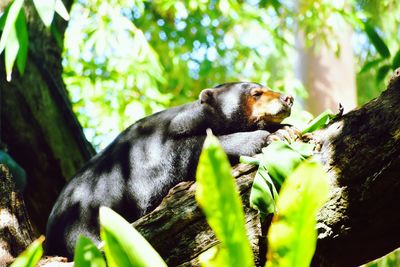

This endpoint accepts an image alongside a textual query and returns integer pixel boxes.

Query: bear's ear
[199,88,215,105]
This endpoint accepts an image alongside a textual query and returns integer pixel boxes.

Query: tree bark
[0,164,35,266]
[0,0,93,234]
[132,69,400,266]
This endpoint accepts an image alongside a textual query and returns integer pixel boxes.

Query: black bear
[45,82,295,259]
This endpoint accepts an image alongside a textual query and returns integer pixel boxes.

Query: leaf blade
[266,161,329,267]
[99,207,167,267]
[5,22,20,81]
[0,0,24,54]
[74,235,107,267]
[32,0,56,26]
[15,9,28,75]
[364,22,390,59]
[196,130,255,267]
[10,236,44,267]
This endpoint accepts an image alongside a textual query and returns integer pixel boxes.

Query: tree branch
[132,69,400,266]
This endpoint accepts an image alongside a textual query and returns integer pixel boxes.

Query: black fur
[45,82,292,259]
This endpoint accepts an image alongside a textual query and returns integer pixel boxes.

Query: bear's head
[199,82,293,132]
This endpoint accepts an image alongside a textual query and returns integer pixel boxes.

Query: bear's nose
[281,95,294,107]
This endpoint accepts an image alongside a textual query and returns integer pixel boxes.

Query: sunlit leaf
[74,235,106,267]
[99,207,167,267]
[266,161,329,267]
[359,58,384,74]
[196,130,255,267]
[364,22,390,59]
[10,236,44,267]
[301,110,335,134]
[392,50,400,70]
[32,0,56,27]
[5,23,19,81]
[55,0,70,21]
[16,9,28,76]
[0,0,24,54]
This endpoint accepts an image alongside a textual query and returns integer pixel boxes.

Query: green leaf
[392,49,400,70]
[376,64,391,83]
[359,58,384,74]
[10,236,44,267]
[196,130,255,267]
[249,164,278,220]
[301,110,335,134]
[266,161,329,267]
[55,0,70,21]
[364,22,390,59]
[0,0,24,54]
[5,22,19,81]
[74,235,106,267]
[16,9,28,75]
[99,207,167,267]
[249,141,314,219]
[32,0,56,27]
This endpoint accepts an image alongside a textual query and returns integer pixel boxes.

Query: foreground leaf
[266,161,329,267]
[196,130,254,267]
[99,207,166,267]
[10,236,44,267]
[74,236,106,267]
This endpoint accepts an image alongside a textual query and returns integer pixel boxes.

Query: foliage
[195,130,254,267]
[10,236,44,267]
[99,207,167,267]
[248,141,314,221]
[62,0,306,149]
[74,236,106,267]
[266,161,329,267]
[0,0,69,81]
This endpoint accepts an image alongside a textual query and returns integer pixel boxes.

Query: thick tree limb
[133,70,400,266]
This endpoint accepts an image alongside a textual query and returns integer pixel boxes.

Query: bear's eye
[251,90,263,98]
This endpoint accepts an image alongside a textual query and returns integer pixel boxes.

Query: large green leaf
[249,141,314,220]
[0,0,24,54]
[266,161,329,267]
[99,207,167,267]
[10,236,44,267]
[196,130,254,267]
[32,0,56,27]
[74,235,106,267]
[364,22,390,59]
[15,9,28,76]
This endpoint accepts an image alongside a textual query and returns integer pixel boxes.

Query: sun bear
[45,82,295,259]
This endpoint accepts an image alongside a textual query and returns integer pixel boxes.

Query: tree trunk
[296,3,357,115]
[0,0,93,234]
[131,69,400,266]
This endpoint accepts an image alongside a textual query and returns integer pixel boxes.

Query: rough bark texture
[0,0,94,234]
[0,164,35,266]
[132,70,400,266]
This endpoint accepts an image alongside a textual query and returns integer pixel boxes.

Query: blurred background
[61,0,400,150]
